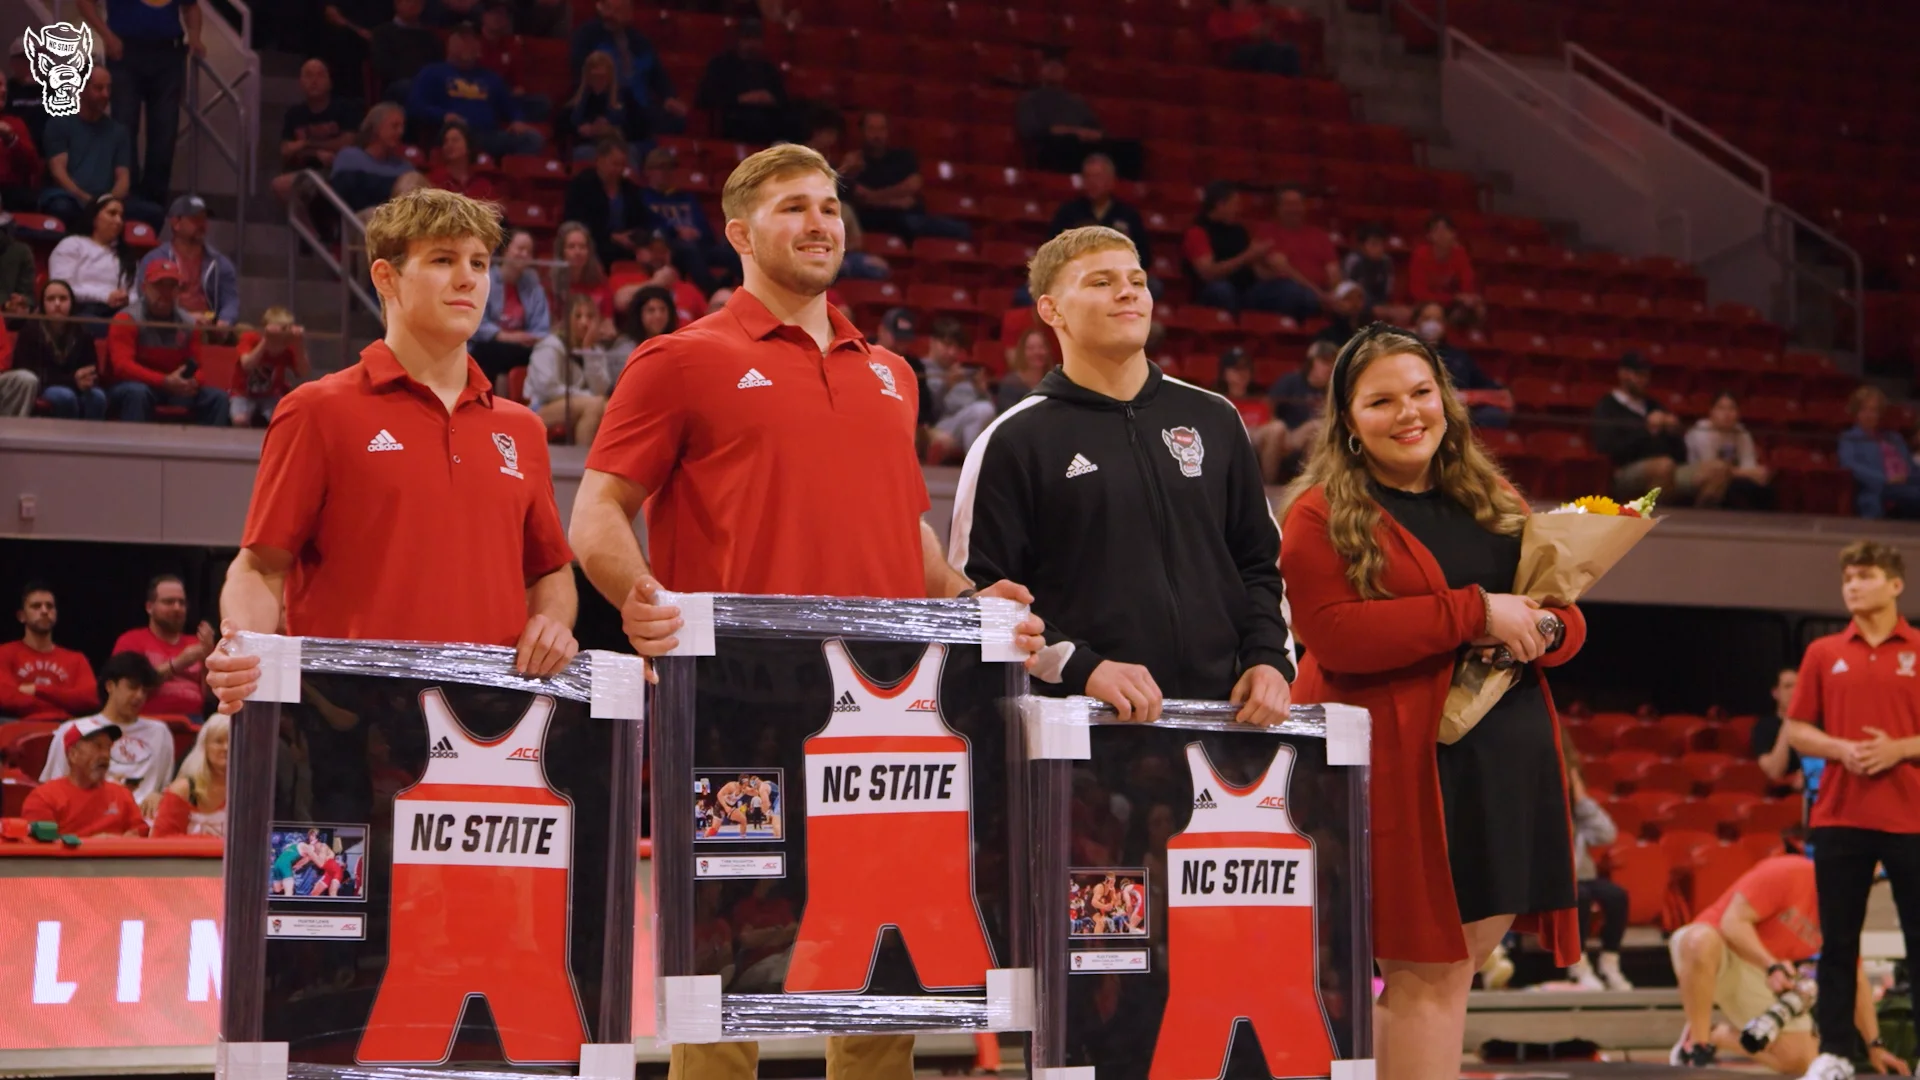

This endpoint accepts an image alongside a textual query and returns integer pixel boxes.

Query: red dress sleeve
[1279,491,1485,674]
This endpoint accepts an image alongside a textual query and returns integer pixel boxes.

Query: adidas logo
[737,368,773,389]
[1832,658,1849,674]
[367,429,404,452]
[1065,453,1098,479]
[832,690,860,713]
[1192,787,1216,810]
[429,736,459,759]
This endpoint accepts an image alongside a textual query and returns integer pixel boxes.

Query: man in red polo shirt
[569,142,1043,1080]
[206,188,577,714]
[1784,540,1920,1080]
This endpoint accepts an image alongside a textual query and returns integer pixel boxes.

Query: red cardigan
[1281,484,1584,966]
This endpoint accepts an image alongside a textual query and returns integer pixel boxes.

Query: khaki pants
[668,1034,914,1079]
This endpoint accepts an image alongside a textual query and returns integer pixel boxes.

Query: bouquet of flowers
[1438,489,1661,744]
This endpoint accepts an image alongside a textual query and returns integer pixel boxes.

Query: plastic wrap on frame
[221,634,645,1080]
[1024,696,1375,1075]
[650,595,1032,1040]
[1018,696,1373,758]
[647,593,1033,654]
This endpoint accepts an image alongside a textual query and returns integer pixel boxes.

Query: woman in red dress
[1280,324,1584,1080]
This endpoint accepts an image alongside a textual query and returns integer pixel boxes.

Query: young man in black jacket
[948,225,1293,723]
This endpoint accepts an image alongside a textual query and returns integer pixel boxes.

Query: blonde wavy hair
[176,713,229,808]
[1279,324,1528,599]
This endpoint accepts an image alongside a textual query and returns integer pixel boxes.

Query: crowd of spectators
[3,578,227,840]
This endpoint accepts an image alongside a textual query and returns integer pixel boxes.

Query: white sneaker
[1799,1052,1856,1080]
[1566,956,1605,990]
[1598,950,1635,990]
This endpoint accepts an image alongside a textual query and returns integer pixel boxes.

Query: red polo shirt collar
[723,289,872,355]
[359,340,496,408]
[1845,616,1916,644]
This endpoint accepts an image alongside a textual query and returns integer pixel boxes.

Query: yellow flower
[1566,495,1622,516]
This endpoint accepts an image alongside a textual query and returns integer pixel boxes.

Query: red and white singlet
[785,640,995,992]
[358,689,588,1064]
[1150,742,1335,1080]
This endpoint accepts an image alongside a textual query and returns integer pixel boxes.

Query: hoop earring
[1347,433,1362,456]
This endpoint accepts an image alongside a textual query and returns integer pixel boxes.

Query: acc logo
[906,699,939,712]
[492,431,523,479]
[507,746,541,762]
[1161,426,1204,478]
[23,23,94,119]
[1257,795,1286,810]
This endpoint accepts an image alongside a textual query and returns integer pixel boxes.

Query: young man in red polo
[206,188,578,712]
[1783,541,1920,1080]
[568,142,1043,1080]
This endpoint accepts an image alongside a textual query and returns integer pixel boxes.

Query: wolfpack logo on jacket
[1161,426,1204,477]
[1151,742,1334,1080]
[787,639,994,992]
[358,689,587,1065]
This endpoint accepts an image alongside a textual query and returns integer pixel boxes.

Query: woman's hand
[1486,593,1547,663]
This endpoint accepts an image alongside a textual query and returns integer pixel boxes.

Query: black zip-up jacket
[950,363,1293,699]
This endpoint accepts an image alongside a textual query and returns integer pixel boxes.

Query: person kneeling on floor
[1668,847,1904,1074]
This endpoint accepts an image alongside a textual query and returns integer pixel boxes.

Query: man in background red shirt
[1254,185,1342,313]
[0,582,99,722]
[21,718,148,837]
[113,574,212,719]
[1407,213,1484,317]
[1785,541,1920,1080]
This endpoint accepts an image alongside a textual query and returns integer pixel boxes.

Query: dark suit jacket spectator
[1591,388,1684,468]
[570,14,674,111]
[696,38,787,144]
[562,167,655,269]
[1268,367,1326,429]
[370,17,443,98]
[1049,195,1151,270]
[563,85,650,154]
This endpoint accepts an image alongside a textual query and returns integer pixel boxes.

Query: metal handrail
[287,168,384,334]
[1558,43,1864,357]
[1563,44,1769,198]
[1442,27,1647,170]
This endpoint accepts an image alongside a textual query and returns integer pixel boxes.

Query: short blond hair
[721,143,838,223]
[365,187,504,272]
[1028,225,1140,300]
[261,305,295,328]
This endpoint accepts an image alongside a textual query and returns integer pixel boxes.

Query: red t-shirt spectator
[1207,7,1266,45]
[21,776,149,837]
[112,626,207,717]
[0,115,43,189]
[1230,397,1273,429]
[1408,241,1476,305]
[232,330,306,399]
[1258,222,1339,289]
[0,640,99,720]
[426,167,500,202]
[107,306,201,389]
[1691,854,1821,962]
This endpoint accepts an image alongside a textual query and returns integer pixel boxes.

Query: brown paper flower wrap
[1437,491,1659,744]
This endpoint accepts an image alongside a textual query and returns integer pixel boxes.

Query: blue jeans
[1469,404,1512,429]
[1197,277,1318,317]
[667,236,740,290]
[39,191,166,232]
[839,252,890,281]
[43,385,109,419]
[110,40,189,205]
[109,381,232,425]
